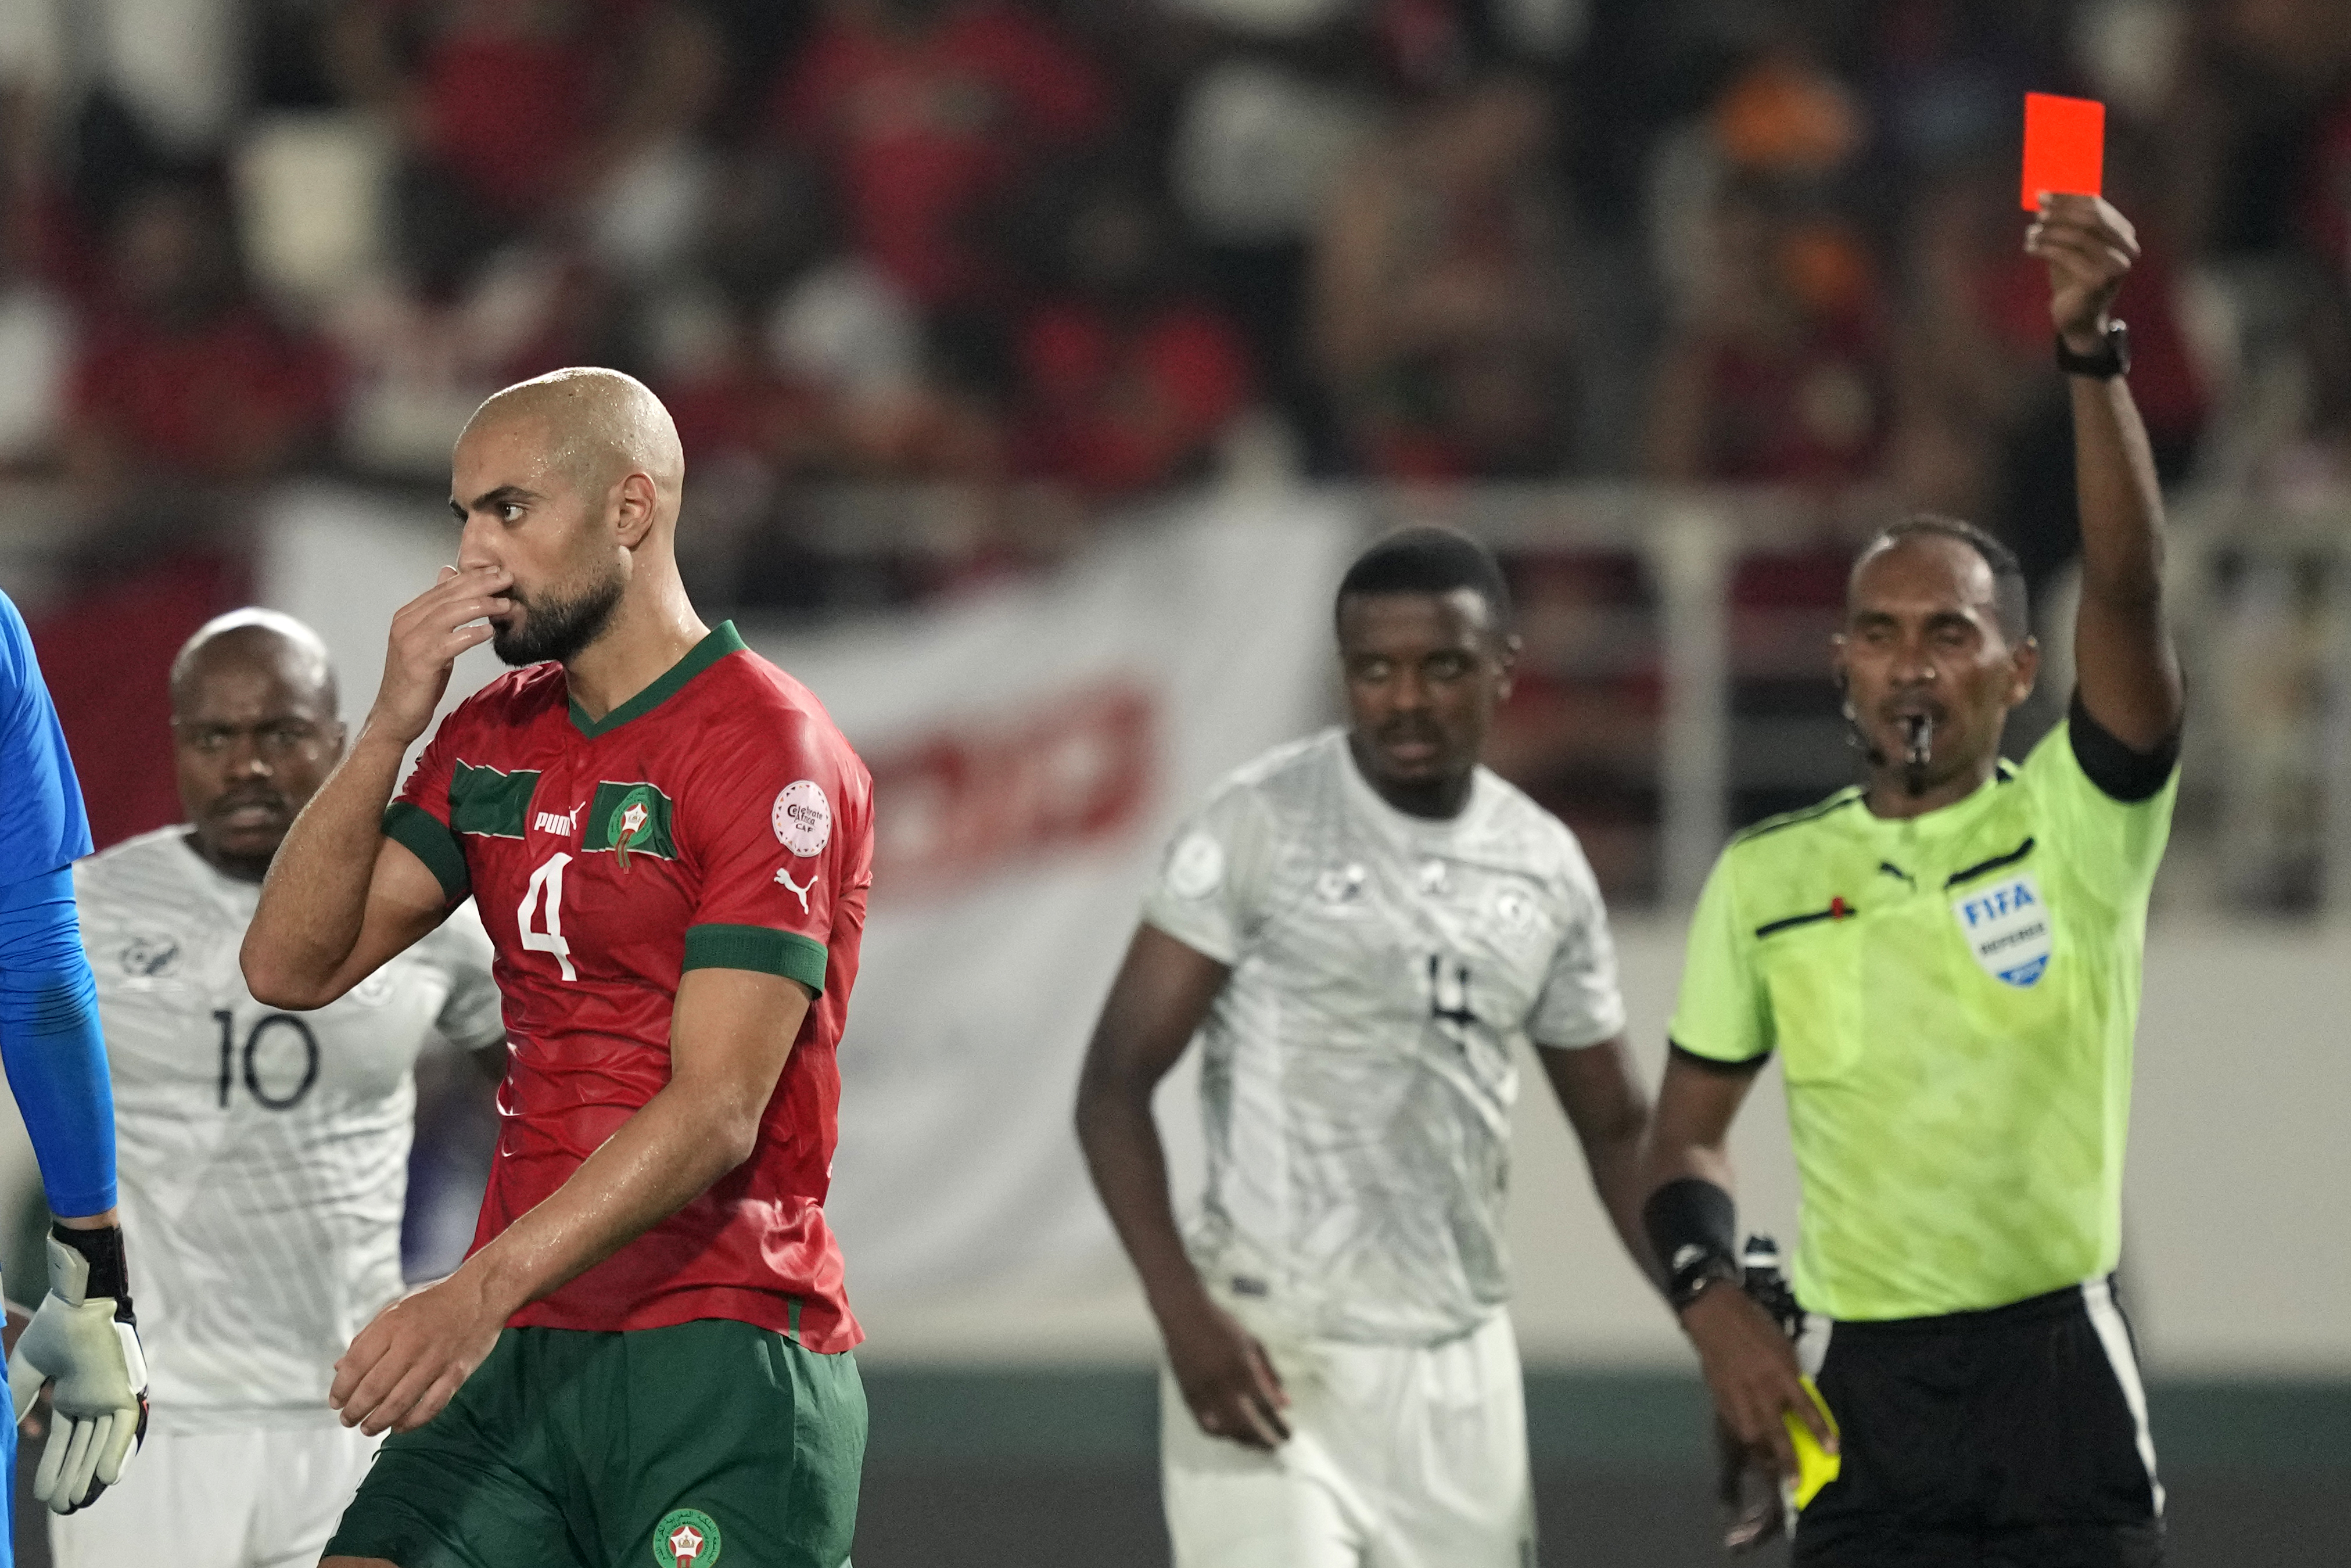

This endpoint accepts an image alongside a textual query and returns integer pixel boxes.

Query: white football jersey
[1143,730,1625,1345]
[77,827,503,1430]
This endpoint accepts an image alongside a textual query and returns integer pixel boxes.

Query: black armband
[53,1222,131,1309]
[2068,690,2180,803]
[1643,1178,1740,1312]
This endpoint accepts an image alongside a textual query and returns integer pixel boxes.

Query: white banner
[743,502,1356,1301]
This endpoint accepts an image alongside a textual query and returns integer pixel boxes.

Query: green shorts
[324,1318,864,1568]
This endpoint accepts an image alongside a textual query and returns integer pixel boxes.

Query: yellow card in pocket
[1783,1375,1842,1510]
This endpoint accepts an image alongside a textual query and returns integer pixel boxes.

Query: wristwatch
[1667,1247,1742,1312]
[2055,318,2130,379]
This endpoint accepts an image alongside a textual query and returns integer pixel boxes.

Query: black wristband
[1643,1179,1740,1311]
[2055,318,2130,378]
[52,1222,130,1305]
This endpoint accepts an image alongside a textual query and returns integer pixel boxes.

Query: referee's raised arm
[2030,192,2184,751]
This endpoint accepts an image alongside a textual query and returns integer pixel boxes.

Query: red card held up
[2022,93,2104,211]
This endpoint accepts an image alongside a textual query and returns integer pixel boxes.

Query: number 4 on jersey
[521,852,577,981]
[1428,954,1476,1031]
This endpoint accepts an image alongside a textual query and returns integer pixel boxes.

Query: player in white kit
[53,611,502,1568]
[1076,528,1659,1567]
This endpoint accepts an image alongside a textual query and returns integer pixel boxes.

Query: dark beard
[493,570,625,666]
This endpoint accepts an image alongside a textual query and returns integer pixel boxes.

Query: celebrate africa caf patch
[654,1507,722,1567]
[773,780,831,858]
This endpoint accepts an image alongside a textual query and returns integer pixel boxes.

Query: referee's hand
[2025,192,2138,353]
[1161,1294,1291,1449]
[1680,1283,1834,1480]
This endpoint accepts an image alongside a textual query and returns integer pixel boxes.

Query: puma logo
[774,866,816,913]
[534,802,585,837]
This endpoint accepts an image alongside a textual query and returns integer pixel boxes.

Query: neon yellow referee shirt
[1670,711,2177,1321]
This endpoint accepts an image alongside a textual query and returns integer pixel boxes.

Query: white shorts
[1161,1308,1534,1568]
[49,1419,381,1568]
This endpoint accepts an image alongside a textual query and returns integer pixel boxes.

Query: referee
[1642,193,2182,1566]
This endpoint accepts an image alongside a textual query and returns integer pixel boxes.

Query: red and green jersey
[385,624,870,1352]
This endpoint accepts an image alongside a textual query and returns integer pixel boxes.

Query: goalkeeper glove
[8,1225,149,1513]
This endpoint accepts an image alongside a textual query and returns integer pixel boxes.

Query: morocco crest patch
[586,780,676,870]
[615,788,656,870]
[654,1508,722,1567]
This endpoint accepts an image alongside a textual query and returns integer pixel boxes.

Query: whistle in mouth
[1902,714,1933,768]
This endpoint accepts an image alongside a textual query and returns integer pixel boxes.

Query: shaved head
[460,367,685,508]
[171,608,337,718]
[449,367,697,675]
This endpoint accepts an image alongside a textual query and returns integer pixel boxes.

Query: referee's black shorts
[1793,1277,2164,1568]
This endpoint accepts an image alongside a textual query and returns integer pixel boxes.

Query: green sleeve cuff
[383,801,469,902]
[684,924,827,995]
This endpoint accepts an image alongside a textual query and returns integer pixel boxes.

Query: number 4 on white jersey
[519,853,576,981]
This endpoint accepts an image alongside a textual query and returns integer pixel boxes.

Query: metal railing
[1361,480,2351,916]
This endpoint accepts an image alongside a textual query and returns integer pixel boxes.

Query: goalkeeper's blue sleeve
[0,590,110,1217]
[0,865,114,1217]
[0,591,91,885]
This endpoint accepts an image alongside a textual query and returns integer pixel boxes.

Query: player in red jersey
[243,367,871,1568]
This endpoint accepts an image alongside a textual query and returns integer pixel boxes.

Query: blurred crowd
[1,0,2349,603]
